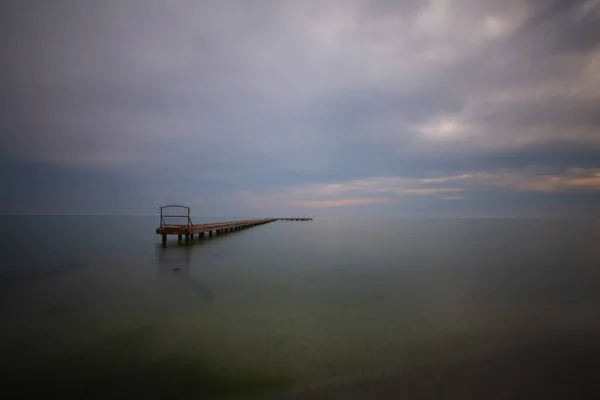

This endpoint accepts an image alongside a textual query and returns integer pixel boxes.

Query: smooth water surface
[1,216,600,398]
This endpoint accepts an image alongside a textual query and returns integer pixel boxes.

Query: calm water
[1,216,600,398]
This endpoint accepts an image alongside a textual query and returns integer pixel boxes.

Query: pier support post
[199,232,204,239]
[185,234,190,244]
[178,234,182,244]
[162,234,167,246]
[209,231,212,237]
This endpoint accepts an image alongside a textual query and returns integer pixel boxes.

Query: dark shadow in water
[3,324,294,399]
[0,262,84,290]
[156,244,215,303]
[5,325,600,399]
[44,303,77,316]
[282,331,600,400]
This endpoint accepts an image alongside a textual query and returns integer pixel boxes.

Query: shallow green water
[1,216,600,398]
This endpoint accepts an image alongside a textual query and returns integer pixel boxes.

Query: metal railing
[159,204,192,227]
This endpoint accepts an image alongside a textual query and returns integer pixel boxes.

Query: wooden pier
[156,205,312,246]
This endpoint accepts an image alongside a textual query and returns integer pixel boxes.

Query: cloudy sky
[1,0,599,217]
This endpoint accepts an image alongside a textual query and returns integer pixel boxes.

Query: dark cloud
[475,98,600,128]
[1,0,599,215]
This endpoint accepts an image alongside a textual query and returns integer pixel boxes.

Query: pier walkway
[156,205,312,245]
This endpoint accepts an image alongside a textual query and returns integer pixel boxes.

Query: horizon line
[0,213,596,219]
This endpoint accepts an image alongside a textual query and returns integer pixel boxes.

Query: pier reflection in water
[155,243,215,304]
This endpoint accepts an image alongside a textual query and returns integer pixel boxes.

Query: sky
[1,0,599,217]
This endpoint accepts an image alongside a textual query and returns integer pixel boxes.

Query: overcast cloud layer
[1,0,599,217]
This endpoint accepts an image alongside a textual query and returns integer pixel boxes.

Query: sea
[1,216,600,399]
